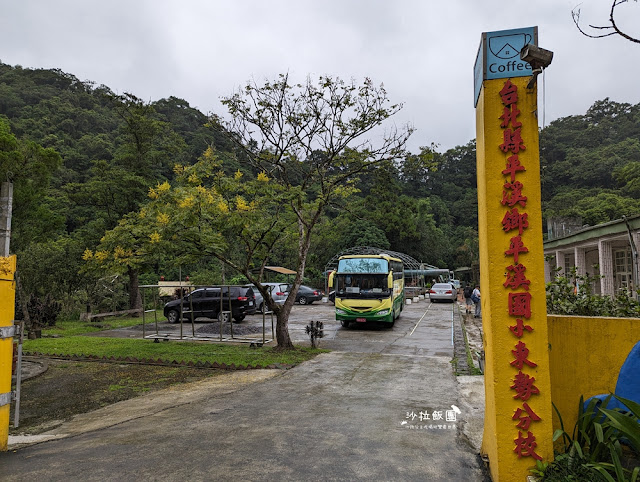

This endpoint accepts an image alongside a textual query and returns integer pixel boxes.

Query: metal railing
[140,284,274,346]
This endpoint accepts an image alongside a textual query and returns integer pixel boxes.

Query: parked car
[428,283,458,303]
[450,279,461,290]
[164,286,256,323]
[245,282,289,312]
[286,284,323,305]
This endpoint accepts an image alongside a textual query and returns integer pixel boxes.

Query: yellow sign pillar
[0,255,16,451]
[476,76,554,479]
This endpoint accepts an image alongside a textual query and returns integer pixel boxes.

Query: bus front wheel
[340,320,350,328]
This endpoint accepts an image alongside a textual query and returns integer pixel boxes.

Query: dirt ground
[9,359,223,435]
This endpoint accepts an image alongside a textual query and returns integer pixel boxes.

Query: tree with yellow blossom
[142,147,295,278]
[82,210,169,314]
[87,146,295,318]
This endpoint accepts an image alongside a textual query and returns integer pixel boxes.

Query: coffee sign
[474,26,538,107]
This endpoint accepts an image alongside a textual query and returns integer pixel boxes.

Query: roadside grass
[23,336,326,367]
[45,312,164,337]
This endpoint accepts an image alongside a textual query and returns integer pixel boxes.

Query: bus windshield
[335,274,390,299]
[337,258,388,274]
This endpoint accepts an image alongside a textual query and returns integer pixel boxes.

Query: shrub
[546,266,640,318]
[533,395,640,481]
[15,293,62,338]
[29,294,62,327]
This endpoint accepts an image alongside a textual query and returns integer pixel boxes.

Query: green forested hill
[1,62,639,317]
[540,99,640,225]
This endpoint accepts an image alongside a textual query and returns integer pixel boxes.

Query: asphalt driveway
[2,300,486,481]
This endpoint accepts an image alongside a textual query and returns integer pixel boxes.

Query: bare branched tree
[572,0,640,44]
[214,74,413,349]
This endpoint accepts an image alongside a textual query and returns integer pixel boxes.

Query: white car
[245,282,289,313]
[429,283,458,302]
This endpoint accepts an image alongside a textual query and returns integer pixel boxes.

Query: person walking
[472,285,481,318]
[463,284,474,314]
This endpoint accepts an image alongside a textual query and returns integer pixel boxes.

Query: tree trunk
[272,217,315,350]
[275,302,294,350]
[127,266,142,317]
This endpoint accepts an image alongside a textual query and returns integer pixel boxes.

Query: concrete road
[2,300,486,481]
[285,298,458,356]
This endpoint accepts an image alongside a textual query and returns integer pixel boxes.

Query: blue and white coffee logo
[489,32,532,59]
[485,27,536,80]
[473,26,538,106]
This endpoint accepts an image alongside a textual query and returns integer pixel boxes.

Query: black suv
[164,286,257,323]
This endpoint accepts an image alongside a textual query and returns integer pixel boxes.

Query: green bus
[328,254,404,327]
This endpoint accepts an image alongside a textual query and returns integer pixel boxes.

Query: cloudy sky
[1,0,639,153]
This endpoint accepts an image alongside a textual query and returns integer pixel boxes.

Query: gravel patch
[195,321,264,337]
[127,320,264,337]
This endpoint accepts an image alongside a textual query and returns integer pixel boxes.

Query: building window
[564,253,575,277]
[614,249,632,293]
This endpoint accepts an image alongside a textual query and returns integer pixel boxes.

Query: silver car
[429,283,458,303]
[245,282,289,312]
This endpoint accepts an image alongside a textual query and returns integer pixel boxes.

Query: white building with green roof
[543,215,640,296]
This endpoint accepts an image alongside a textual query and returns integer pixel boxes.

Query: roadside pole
[474,28,554,480]
[0,181,15,451]
[0,256,16,451]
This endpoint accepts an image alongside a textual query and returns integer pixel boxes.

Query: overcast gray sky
[1,0,639,153]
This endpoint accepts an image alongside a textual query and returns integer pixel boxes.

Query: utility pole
[0,182,12,257]
[0,181,15,450]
